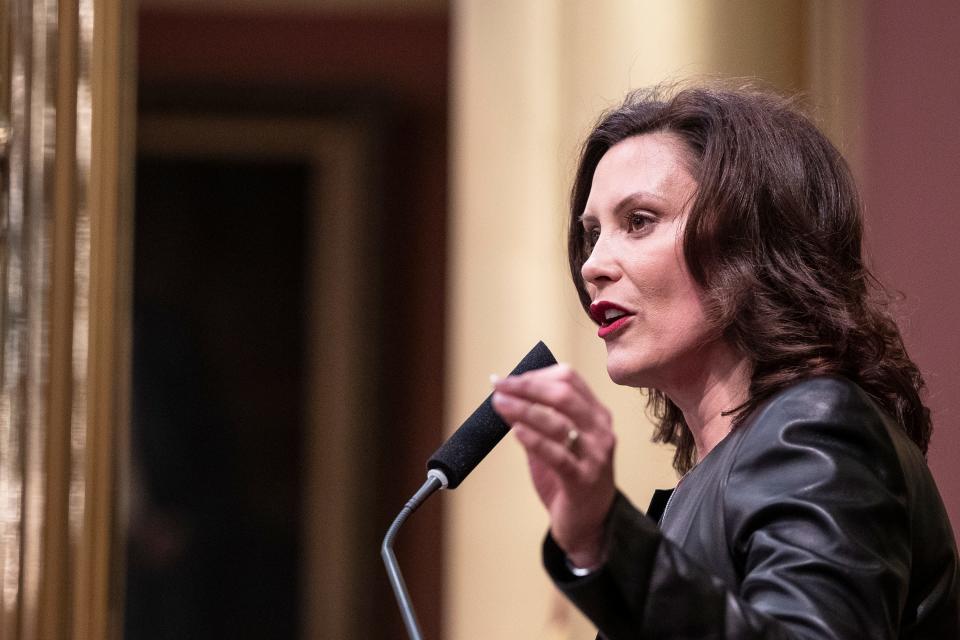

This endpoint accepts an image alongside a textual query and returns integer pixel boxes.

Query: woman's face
[580,132,716,392]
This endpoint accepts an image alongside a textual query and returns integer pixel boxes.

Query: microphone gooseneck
[382,341,557,639]
[380,470,446,640]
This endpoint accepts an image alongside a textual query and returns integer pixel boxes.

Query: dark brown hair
[567,84,931,474]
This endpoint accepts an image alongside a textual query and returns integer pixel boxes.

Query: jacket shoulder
[724,376,912,537]
[719,377,923,638]
[739,376,894,451]
[760,375,880,417]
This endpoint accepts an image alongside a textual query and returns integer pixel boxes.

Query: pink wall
[862,4,960,537]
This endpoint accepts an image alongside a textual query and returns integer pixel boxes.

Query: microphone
[426,340,557,489]
[382,341,557,640]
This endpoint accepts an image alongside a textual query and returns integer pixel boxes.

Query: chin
[604,354,649,388]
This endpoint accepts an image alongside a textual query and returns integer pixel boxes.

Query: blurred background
[131,1,960,638]
[3,1,959,639]
[131,1,448,638]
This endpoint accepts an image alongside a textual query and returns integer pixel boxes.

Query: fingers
[492,386,613,473]
[512,423,578,475]
[496,365,617,563]
[491,391,574,442]
[493,363,610,432]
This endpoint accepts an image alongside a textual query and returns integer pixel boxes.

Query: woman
[491,86,959,639]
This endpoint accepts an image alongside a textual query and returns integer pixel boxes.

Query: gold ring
[565,428,580,451]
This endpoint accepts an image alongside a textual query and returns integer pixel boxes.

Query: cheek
[627,250,700,311]
[664,280,712,336]
[637,259,712,344]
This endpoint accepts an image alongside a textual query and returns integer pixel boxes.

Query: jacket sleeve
[543,378,912,639]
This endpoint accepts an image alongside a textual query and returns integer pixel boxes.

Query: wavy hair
[567,84,931,474]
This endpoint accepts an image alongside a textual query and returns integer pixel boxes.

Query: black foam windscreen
[426,341,557,489]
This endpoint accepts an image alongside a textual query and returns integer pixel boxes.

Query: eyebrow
[579,190,669,223]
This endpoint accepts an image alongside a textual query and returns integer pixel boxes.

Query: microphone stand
[381,469,448,640]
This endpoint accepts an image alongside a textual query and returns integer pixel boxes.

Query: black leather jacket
[543,377,960,639]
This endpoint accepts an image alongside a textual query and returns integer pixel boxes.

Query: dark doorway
[129,156,309,638]
[132,7,449,639]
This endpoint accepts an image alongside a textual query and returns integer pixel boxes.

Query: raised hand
[491,364,617,569]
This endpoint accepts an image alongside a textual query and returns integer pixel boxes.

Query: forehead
[585,132,696,212]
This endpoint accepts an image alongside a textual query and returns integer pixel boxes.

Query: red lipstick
[589,301,634,339]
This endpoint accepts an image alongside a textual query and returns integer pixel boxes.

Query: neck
[661,342,751,464]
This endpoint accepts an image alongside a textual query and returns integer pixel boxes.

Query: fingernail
[489,373,500,386]
[492,392,519,410]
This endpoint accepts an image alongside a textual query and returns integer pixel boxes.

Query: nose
[580,234,620,287]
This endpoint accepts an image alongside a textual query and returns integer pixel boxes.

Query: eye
[584,226,600,251]
[627,211,653,233]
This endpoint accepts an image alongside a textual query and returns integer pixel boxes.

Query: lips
[589,301,635,339]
